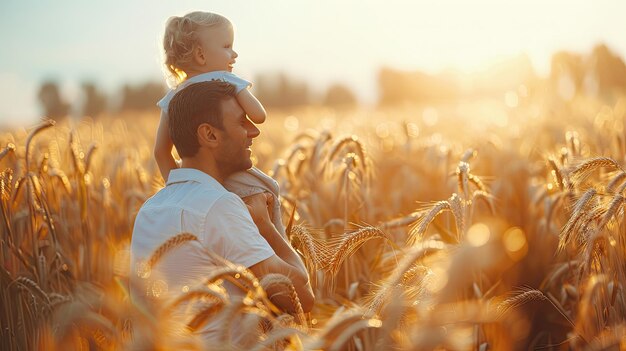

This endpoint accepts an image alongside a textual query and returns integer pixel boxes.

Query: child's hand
[243,192,272,225]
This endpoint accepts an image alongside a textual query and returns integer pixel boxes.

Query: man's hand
[243,192,272,226]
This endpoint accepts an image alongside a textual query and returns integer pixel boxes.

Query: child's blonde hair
[162,11,231,87]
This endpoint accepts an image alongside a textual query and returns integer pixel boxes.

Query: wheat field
[1,92,626,350]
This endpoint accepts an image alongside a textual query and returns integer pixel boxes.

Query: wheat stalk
[448,193,465,240]
[259,273,307,327]
[306,308,380,350]
[163,284,227,316]
[408,201,450,245]
[548,157,566,191]
[84,143,98,174]
[14,276,50,304]
[185,300,227,332]
[147,233,199,269]
[576,275,608,343]
[408,194,464,245]
[496,289,546,316]
[379,211,421,230]
[605,171,626,192]
[457,161,470,200]
[461,148,477,163]
[249,326,305,351]
[566,130,581,156]
[471,190,495,216]
[597,193,625,229]
[203,265,266,303]
[327,135,367,172]
[0,143,16,162]
[569,157,623,186]
[24,120,55,172]
[468,173,487,192]
[367,240,444,314]
[288,224,322,267]
[559,188,597,251]
[323,226,390,276]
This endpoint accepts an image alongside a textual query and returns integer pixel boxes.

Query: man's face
[214,97,260,176]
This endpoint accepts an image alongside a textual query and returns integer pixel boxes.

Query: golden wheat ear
[147,233,199,269]
[259,273,307,327]
[0,143,16,162]
[323,226,389,276]
[569,157,623,186]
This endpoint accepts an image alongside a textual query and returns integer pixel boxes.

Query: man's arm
[244,193,314,312]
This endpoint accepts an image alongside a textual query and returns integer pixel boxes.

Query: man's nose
[232,50,238,58]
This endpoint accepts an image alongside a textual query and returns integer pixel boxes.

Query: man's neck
[180,157,226,184]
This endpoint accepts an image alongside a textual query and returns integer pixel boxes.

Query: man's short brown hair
[168,81,236,157]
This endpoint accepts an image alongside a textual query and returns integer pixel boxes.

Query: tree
[254,73,310,108]
[81,82,107,117]
[549,51,584,98]
[589,44,626,93]
[377,67,460,105]
[38,81,70,120]
[119,82,166,112]
[323,83,357,108]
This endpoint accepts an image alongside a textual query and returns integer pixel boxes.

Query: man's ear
[197,123,218,148]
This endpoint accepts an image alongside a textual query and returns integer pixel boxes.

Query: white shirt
[130,168,274,345]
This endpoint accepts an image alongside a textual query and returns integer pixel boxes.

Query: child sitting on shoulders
[155,11,284,236]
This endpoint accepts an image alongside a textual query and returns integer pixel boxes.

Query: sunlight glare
[503,227,528,261]
[558,74,576,100]
[467,223,491,247]
[284,116,299,132]
[422,107,439,126]
[505,91,519,108]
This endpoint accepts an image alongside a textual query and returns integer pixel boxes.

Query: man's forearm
[258,221,308,278]
[253,220,315,312]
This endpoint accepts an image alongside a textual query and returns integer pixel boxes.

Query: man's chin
[220,159,253,177]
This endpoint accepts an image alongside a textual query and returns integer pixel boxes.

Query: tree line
[39,43,626,120]
[38,73,357,121]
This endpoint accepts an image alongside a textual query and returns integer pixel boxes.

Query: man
[130,81,314,345]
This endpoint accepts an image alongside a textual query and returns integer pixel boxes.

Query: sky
[1,0,625,127]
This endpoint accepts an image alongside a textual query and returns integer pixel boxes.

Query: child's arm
[219,72,266,124]
[237,88,266,124]
[154,110,178,180]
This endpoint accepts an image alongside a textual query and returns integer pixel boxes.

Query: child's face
[196,23,238,72]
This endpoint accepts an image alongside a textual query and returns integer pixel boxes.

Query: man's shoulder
[141,180,234,216]
[205,191,249,218]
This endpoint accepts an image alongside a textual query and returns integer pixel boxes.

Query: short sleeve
[157,72,252,112]
[186,71,250,93]
[204,193,274,268]
[157,91,175,111]
[219,72,251,93]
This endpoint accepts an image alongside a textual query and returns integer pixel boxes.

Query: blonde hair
[162,11,231,87]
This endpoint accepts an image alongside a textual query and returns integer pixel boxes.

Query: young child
[155,11,285,236]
